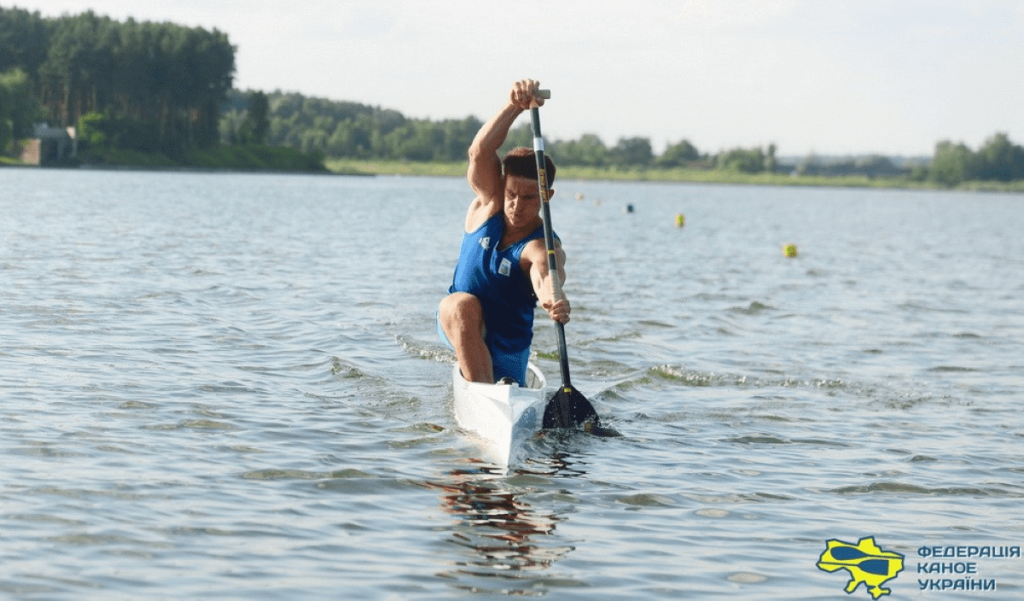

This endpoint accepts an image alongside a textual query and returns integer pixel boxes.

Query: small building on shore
[20,124,78,166]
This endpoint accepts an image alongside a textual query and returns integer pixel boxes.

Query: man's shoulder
[465,196,502,233]
[518,236,549,263]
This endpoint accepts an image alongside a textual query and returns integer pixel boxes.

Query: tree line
[0,6,234,158]
[224,89,1023,185]
[929,133,1024,186]
[220,89,481,163]
[0,67,38,153]
[221,89,720,168]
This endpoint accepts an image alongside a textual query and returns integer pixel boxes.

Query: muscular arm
[467,101,521,206]
[524,239,570,324]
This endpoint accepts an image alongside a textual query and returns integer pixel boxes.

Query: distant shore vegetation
[223,88,1024,190]
[0,7,323,172]
[2,6,1023,189]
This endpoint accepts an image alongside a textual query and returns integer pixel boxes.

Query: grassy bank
[183,145,328,172]
[555,166,928,189]
[9,152,1022,192]
[73,145,335,173]
[324,159,1024,192]
[325,159,468,177]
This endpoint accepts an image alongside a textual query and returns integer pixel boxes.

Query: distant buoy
[575,192,585,201]
[675,213,685,227]
[624,204,634,213]
[782,243,798,257]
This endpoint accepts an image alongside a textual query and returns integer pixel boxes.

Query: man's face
[503,176,546,229]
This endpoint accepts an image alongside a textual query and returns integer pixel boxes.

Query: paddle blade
[542,385,600,431]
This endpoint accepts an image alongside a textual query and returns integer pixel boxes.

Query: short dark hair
[502,147,556,185]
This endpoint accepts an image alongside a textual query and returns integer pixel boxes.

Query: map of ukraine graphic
[817,537,905,599]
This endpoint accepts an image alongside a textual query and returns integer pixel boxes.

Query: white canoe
[452,363,547,466]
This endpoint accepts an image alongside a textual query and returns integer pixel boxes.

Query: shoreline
[1,162,368,177]
[325,159,1024,193]
[6,158,1022,192]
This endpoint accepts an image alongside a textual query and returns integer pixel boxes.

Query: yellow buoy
[675,213,685,227]
[782,243,798,257]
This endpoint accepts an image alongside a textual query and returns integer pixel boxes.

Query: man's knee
[439,293,485,337]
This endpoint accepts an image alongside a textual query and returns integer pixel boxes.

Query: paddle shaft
[529,104,573,390]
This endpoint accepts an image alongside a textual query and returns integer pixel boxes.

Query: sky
[8,0,1023,156]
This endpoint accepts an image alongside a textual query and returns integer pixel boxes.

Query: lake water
[1,168,1022,600]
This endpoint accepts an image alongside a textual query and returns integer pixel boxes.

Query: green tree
[76,110,108,148]
[610,136,653,167]
[237,90,269,145]
[0,86,11,152]
[930,140,977,186]
[498,122,532,156]
[854,155,900,177]
[383,119,436,161]
[975,132,1024,182]
[31,12,234,155]
[0,7,51,80]
[438,116,482,161]
[716,146,766,173]
[0,67,44,152]
[656,138,699,167]
[550,133,609,167]
[325,119,370,158]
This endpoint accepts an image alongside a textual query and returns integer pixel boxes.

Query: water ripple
[2,171,1022,599]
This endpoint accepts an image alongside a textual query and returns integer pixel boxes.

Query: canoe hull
[452,363,547,466]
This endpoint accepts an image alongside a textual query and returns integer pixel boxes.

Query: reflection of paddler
[425,469,566,576]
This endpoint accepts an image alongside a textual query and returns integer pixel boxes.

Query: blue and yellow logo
[817,536,904,599]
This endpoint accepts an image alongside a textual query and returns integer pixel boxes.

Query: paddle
[528,93,603,433]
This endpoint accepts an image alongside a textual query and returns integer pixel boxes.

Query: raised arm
[466,80,544,217]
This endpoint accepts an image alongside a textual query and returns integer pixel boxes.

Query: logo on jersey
[479,236,490,250]
[499,258,512,276]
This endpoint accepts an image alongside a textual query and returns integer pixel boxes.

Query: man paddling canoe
[438,79,570,386]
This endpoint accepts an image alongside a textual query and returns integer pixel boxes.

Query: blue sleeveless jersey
[448,212,555,359]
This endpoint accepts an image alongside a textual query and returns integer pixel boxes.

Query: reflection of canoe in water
[452,363,547,466]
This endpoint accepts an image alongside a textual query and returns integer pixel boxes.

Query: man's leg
[438,292,493,383]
